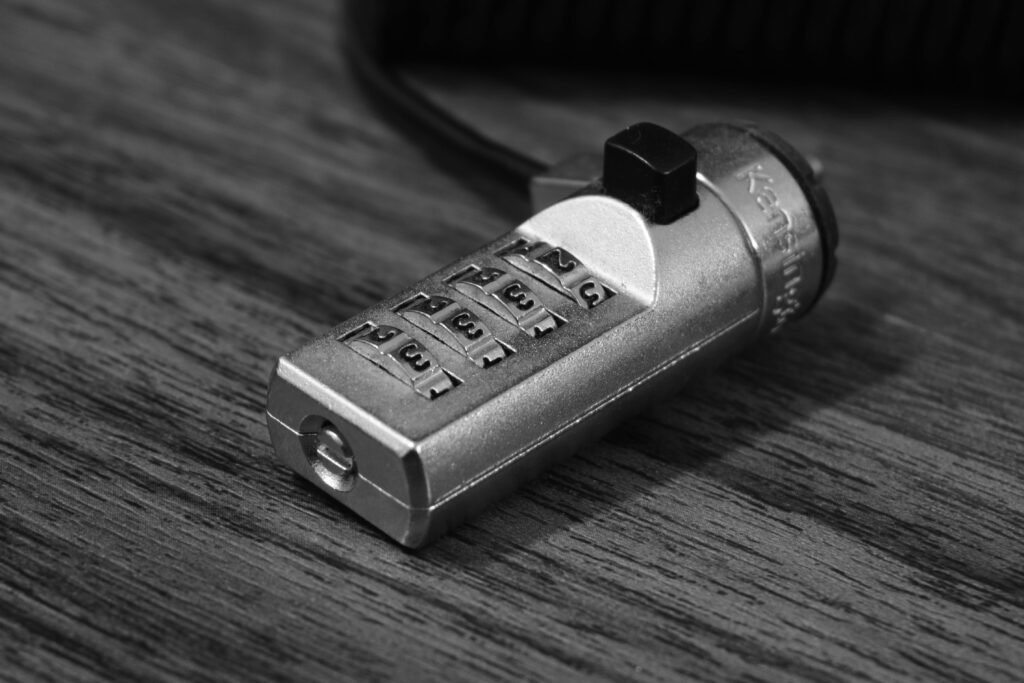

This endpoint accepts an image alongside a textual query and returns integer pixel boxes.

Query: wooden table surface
[2,1,1023,681]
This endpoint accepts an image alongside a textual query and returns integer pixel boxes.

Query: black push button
[603,122,699,224]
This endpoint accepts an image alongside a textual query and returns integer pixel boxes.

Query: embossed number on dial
[497,238,615,309]
[395,294,511,368]
[447,266,563,338]
[342,323,458,399]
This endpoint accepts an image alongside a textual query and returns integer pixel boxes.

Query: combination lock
[266,122,838,547]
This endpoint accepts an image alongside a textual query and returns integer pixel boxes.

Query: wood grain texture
[2,1,1023,681]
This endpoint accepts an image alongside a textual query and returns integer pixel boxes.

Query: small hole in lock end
[304,420,357,493]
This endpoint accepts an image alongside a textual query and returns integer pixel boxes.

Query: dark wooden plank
[1,1,1022,682]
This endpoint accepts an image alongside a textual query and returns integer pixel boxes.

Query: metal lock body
[266,122,838,547]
